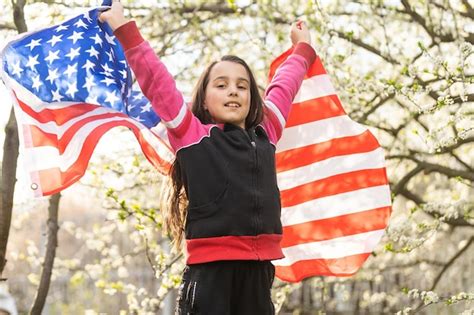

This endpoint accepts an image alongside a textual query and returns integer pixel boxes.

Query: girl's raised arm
[99,0,201,152]
[262,21,316,145]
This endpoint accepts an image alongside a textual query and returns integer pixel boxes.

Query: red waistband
[185,234,284,264]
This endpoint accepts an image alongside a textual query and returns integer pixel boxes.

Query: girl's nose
[228,89,238,97]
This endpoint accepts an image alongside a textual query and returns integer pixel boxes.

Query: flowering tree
[1,0,472,314]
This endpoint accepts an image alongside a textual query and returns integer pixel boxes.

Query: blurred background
[0,0,473,314]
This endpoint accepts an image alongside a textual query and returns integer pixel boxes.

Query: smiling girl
[100,1,316,313]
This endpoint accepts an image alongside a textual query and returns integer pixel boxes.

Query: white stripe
[276,115,367,153]
[277,147,386,191]
[150,122,170,145]
[272,230,386,266]
[23,116,150,172]
[21,106,122,137]
[139,127,174,162]
[2,73,81,110]
[293,74,336,104]
[264,99,286,130]
[280,185,392,226]
[162,101,188,129]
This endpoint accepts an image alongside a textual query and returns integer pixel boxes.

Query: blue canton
[2,7,160,129]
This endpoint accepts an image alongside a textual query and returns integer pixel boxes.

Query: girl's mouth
[224,102,241,108]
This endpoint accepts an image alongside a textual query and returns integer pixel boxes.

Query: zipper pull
[251,141,256,148]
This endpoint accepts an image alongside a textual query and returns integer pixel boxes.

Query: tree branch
[30,193,61,315]
[387,155,474,181]
[333,30,400,64]
[0,23,16,30]
[430,236,474,291]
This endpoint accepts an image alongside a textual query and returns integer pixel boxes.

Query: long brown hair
[161,55,264,253]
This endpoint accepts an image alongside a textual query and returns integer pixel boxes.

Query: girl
[100,1,315,314]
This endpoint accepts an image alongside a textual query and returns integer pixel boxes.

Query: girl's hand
[98,0,127,31]
[290,20,311,46]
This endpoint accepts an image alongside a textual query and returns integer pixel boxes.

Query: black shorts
[175,260,276,315]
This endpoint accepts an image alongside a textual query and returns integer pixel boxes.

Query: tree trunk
[29,193,61,315]
[0,0,27,278]
[0,108,19,278]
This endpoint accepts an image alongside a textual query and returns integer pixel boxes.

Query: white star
[25,55,40,71]
[31,75,42,91]
[45,50,60,64]
[141,102,152,113]
[66,82,78,98]
[119,69,127,79]
[90,34,103,46]
[127,103,136,111]
[65,47,80,60]
[55,24,69,32]
[86,95,99,104]
[132,115,145,122]
[25,38,42,50]
[101,77,115,86]
[82,12,93,23]
[105,91,120,105]
[85,45,99,59]
[47,34,63,47]
[68,31,84,44]
[133,93,144,101]
[11,61,23,76]
[101,63,114,75]
[105,33,116,45]
[46,68,59,84]
[64,64,77,78]
[105,50,114,62]
[74,19,88,29]
[51,88,62,102]
[82,59,95,72]
[83,76,96,90]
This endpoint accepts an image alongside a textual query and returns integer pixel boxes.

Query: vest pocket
[187,181,229,221]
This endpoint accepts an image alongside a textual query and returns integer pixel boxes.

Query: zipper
[247,129,260,249]
[241,128,260,251]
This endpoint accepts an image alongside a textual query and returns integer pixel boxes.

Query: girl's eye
[238,86,247,89]
[217,85,225,88]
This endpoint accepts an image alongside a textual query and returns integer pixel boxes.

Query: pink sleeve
[262,42,316,145]
[114,21,210,153]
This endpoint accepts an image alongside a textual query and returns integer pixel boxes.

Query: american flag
[1,8,174,197]
[270,48,392,282]
[1,6,391,281]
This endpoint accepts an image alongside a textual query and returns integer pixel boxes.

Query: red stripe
[16,96,100,125]
[58,112,127,154]
[186,234,284,265]
[281,207,391,248]
[276,130,380,172]
[129,124,172,175]
[26,112,125,153]
[35,120,171,195]
[274,253,371,282]
[281,168,388,208]
[28,125,57,148]
[268,48,326,82]
[285,95,346,127]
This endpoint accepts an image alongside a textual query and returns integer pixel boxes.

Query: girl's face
[204,61,251,129]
